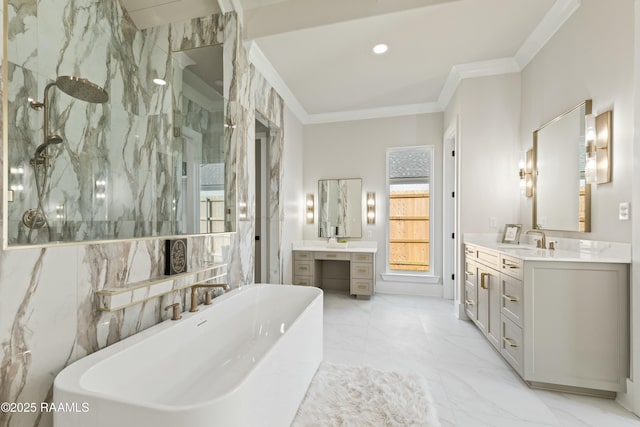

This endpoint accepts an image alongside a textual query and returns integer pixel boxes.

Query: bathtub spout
[190,283,230,312]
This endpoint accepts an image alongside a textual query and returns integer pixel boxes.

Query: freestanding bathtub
[54,284,323,427]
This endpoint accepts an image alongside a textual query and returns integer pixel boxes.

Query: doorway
[255,119,268,283]
[443,123,460,312]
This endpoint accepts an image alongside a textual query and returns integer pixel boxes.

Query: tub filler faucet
[190,283,230,312]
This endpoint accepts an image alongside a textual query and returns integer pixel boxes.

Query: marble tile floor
[322,291,640,427]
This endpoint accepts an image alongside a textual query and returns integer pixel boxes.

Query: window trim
[385,145,435,278]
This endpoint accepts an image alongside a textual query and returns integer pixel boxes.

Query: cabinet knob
[464,299,474,306]
[502,294,518,302]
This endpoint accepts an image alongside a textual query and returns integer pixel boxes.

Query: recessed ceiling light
[372,43,388,54]
[153,78,167,86]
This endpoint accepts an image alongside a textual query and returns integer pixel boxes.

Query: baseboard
[616,379,634,413]
[376,282,443,297]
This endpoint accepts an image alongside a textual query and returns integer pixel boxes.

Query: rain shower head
[55,76,109,104]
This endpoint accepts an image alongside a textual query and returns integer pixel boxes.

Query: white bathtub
[54,284,323,427]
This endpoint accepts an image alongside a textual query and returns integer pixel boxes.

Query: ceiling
[121,0,580,123]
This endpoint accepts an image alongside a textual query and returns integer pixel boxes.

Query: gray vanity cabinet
[464,242,629,395]
[292,248,377,298]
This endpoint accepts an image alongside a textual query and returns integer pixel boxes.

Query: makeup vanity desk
[292,241,377,298]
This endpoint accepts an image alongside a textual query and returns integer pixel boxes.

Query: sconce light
[585,111,612,185]
[366,192,376,225]
[518,149,534,198]
[306,194,314,224]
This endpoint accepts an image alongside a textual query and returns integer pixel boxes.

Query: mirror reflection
[533,100,591,232]
[318,179,362,238]
[173,45,233,235]
[5,8,232,245]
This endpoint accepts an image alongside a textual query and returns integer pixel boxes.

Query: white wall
[445,73,522,236]
[519,0,634,242]
[302,113,443,293]
[281,106,305,284]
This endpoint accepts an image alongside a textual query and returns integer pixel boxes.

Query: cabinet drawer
[501,316,524,377]
[464,260,477,287]
[501,254,523,280]
[477,248,500,269]
[294,251,313,261]
[351,253,373,262]
[293,260,313,276]
[464,283,477,320]
[316,251,350,261]
[351,279,372,295]
[464,244,477,258]
[351,262,373,279]
[501,274,523,327]
[293,275,313,286]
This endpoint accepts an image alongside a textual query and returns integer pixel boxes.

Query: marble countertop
[292,240,378,253]
[464,233,631,264]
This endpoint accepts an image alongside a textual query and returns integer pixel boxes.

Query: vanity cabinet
[464,242,629,395]
[292,246,377,298]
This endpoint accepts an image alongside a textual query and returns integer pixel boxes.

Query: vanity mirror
[318,178,362,238]
[4,0,234,246]
[533,100,591,232]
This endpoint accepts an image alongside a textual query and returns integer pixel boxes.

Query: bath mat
[292,363,441,427]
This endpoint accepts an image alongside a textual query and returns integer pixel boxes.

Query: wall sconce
[306,194,314,224]
[366,192,376,224]
[518,149,534,198]
[585,111,612,185]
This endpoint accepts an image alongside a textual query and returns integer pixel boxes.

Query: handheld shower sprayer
[24,75,108,242]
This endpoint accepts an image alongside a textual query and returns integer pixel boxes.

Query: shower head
[34,135,63,158]
[55,76,109,104]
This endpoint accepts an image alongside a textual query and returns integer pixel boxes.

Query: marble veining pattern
[0,1,288,426]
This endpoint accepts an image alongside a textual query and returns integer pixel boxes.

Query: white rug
[293,363,441,427]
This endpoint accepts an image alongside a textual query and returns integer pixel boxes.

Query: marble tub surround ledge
[96,264,228,312]
[464,233,631,263]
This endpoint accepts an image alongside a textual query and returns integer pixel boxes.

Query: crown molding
[304,102,442,125]
[245,0,581,125]
[436,57,520,111]
[514,0,581,69]
[245,41,310,123]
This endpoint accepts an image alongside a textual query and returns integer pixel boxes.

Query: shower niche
[3,0,234,246]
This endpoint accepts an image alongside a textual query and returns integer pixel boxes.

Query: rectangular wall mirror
[533,100,591,232]
[318,178,362,238]
[4,0,234,246]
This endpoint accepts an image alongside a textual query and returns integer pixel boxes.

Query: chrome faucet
[189,283,230,312]
[525,229,547,249]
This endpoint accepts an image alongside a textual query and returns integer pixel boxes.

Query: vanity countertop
[292,240,378,253]
[464,234,630,264]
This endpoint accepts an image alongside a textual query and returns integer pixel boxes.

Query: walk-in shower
[23,76,108,242]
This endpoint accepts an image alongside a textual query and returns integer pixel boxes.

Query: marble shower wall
[0,2,286,427]
[5,0,231,244]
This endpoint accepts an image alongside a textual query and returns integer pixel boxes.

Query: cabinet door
[487,267,501,349]
[477,265,500,349]
[476,267,489,336]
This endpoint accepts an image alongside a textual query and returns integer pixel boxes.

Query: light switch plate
[619,202,630,221]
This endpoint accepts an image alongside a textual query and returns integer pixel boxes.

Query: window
[387,146,432,273]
